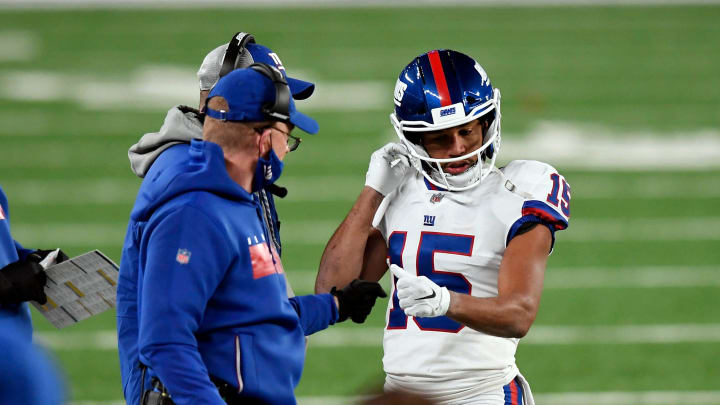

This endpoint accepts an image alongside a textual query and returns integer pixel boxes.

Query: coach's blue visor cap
[206,68,319,134]
[246,43,314,100]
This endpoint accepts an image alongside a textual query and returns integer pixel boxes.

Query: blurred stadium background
[1,1,719,404]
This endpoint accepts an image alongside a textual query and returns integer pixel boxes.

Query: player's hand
[331,279,387,323]
[390,264,450,318]
[0,257,48,306]
[365,143,412,196]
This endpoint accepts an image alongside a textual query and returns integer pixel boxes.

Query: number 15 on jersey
[387,231,474,333]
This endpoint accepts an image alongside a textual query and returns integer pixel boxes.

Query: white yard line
[69,391,720,405]
[294,391,720,405]
[279,217,720,245]
[305,324,720,347]
[1,179,140,205]
[0,31,39,62]
[3,73,720,169]
[501,122,720,170]
[285,265,720,292]
[35,323,720,352]
[0,69,385,112]
[544,266,720,289]
[4,0,720,9]
[3,174,720,206]
[10,217,720,247]
[533,391,720,405]
[566,217,720,241]
[2,70,720,170]
[11,223,127,246]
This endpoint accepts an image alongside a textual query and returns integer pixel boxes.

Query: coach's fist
[331,279,387,323]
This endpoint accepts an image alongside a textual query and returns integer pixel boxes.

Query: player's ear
[482,118,490,132]
[257,128,272,158]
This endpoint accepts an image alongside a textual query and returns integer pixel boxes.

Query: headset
[219,32,256,78]
[216,32,292,123]
[248,63,291,122]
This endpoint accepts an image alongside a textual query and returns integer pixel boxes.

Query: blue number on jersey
[387,231,408,329]
[387,231,474,333]
[547,173,571,217]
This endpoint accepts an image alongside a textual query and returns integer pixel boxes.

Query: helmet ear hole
[483,144,495,160]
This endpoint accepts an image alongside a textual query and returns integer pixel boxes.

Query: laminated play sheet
[32,250,119,329]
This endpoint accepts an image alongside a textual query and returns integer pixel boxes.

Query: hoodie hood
[130,139,253,222]
[128,106,203,178]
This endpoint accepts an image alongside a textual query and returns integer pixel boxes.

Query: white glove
[390,264,450,318]
[365,143,411,196]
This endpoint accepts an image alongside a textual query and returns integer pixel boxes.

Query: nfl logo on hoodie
[176,249,191,264]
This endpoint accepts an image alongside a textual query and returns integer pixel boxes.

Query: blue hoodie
[0,186,37,341]
[0,330,66,405]
[117,139,338,405]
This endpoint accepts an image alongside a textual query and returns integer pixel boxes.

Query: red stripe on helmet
[428,50,451,107]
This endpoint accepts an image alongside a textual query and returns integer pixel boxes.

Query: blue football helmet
[390,49,502,191]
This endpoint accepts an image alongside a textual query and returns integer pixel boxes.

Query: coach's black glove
[0,257,47,306]
[331,279,387,323]
[0,249,66,306]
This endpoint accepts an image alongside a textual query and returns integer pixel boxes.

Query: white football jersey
[376,160,570,403]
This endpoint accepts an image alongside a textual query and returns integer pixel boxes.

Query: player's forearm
[446,292,538,338]
[315,187,384,293]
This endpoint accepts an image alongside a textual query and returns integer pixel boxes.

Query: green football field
[1,4,719,404]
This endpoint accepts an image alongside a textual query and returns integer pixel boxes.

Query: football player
[315,49,571,404]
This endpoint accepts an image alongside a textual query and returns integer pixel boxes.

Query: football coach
[117,32,320,404]
[121,65,386,405]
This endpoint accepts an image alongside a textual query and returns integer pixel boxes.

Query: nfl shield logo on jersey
[176,249,191,264]
[430,193,445,204]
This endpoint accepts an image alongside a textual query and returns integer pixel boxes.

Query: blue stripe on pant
[502,377,524,405]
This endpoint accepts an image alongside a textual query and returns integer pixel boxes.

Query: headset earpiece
[249,63,291,121]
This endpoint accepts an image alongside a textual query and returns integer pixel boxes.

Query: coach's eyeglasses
[255,125,302,152]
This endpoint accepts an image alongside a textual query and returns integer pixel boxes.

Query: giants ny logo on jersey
[423,215,435,226]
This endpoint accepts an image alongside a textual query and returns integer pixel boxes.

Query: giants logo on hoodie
[248,236,284,280]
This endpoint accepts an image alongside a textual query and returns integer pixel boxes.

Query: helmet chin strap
[429,161,480,189]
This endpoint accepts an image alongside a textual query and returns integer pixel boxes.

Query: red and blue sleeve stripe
[521,200,568,230]
[506,200,569,250]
